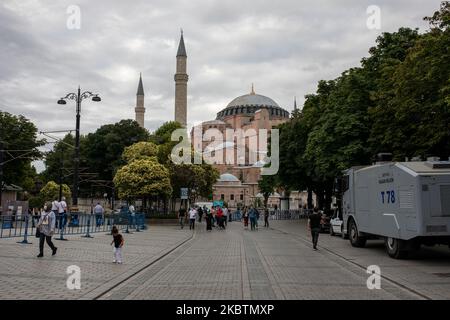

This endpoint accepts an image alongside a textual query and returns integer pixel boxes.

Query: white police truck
[340,156,450,258]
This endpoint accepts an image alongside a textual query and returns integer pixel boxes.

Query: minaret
[174,30,188,127]
[294,96,297,111]
[135,73,145,128]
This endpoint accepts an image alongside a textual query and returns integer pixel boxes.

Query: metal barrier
[0,212,132,240]
[268,209,310,220]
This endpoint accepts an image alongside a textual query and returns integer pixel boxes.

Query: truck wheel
[385,237,408,259]
[349,219,366,247]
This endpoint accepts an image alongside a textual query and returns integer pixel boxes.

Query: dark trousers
[264,216,269,227]
[250,217,256,230]
[39,234,56,255]
[311,228,320,248]
[198,214,203,223]
[189,218,195,230]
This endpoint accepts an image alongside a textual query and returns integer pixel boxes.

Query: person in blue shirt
[248,206,257,231]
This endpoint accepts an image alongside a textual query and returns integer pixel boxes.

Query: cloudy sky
[0,0,442,170]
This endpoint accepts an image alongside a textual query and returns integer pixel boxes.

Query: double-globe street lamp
[57,86,101,209]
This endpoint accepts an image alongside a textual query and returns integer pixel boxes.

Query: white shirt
[129,205,135,215]
[189,209,197,219]
[223,208,228,216]
[94,204,104,214]
[51,201,59,211]
[60,200,67,213]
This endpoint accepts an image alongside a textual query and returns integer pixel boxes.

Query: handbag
[35,226,41,238]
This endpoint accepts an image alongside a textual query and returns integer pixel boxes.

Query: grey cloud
[1,0,442,138]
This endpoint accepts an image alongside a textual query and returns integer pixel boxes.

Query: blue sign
[213,200,223,207]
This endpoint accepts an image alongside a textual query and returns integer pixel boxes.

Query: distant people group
[177,204,269,232]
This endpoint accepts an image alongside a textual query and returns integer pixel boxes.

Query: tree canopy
[0,111,44,190]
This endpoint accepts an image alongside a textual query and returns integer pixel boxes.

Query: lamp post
[58,87,101,210]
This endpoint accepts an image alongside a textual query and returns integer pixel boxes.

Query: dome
[227,93,279,109]
[216,91,289,120]
[218,173,240,182]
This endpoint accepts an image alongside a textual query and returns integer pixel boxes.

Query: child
[110,226,124,264]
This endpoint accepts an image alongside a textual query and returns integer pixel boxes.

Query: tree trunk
[307,188,313,209]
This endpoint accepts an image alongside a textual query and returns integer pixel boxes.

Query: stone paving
[0,225,191,299]
[1,219,450,300]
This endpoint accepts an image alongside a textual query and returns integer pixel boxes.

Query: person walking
[223,206,228,226]
[128,204,136,228]
[110,226,124,264]
[255,207,260,230]
[189,207,197,230]
[216,206,224,229]
[178,206,186,229]
[210,206,216,228]
[264,207,270,228]
[205,207,212,231]
[94,202,104,227]
[36,203,57,258]
[308,207,322,250]
[198,206,204,223]
[60,196,68,228]
[243,207,249,229]
[249,206,257,231]
[51,197,60,228]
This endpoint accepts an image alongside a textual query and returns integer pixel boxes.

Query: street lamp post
[58,87,101,210]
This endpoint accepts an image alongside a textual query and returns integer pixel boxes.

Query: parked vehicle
[338,155,450,258]
[329,208,344,236]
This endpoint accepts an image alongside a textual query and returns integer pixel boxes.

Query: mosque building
[133,31,311,210]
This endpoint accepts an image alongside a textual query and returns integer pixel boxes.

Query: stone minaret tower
[135,73,145,128]
[174,30,188,127]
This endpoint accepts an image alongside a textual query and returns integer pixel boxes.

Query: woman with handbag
[36,203,57,258]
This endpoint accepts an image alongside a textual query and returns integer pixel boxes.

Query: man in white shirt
[189,207,197,230]
[128,204,136,228]
[94,203,104,227]
[223,207,228,226]
[59,197,68,228]
[51,198,62,229]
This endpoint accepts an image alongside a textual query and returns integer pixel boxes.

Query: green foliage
[84,119,150,181]
[113,158,172,199]
[167,162,219,202]
[0,111,44,189]
[275,3,450,211]
[149,121,183,145]
[39,181,72,202]
[122,141,158,163]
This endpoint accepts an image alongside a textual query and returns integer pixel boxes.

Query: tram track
[91,230,196,300]
[271,226,433,300]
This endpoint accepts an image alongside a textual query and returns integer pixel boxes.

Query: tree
[167,162,219,204]
[84,119,150,182]
[41,133,88,186]
[258,171,276,208]
[149,121,183,145]
[122,141,158,163]
[0,111,44,190]
[39,181,72,203]
[113,158,172,200]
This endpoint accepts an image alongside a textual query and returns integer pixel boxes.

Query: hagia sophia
[131,32,312,210]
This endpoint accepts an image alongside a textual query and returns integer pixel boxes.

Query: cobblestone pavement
[0,225,191,300]
[2,219,450,300]
[100,220,442,300]
[270,219,450,299]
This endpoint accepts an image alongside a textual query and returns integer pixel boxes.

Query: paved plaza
[1,219,450,300]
